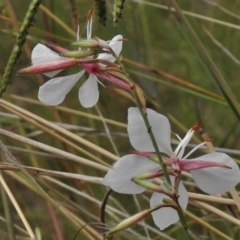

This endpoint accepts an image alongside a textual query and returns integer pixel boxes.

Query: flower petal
[128,108,173,155]
[150,177,188,230]
[97,35,123,62]
[32,43,66,77]
[38,70,84,106]
[102,154,160,194]
[78,73,99,108]
[191,152,240,194]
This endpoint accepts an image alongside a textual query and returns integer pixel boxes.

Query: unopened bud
[107,88,135,103]
[95,37,111,49]
[133,178,170,195]
[71,39,100,48]
[48,43,68,53]
[106,209,151,237]
[18,59,78,75]
[60,50,106,58]
[107,70,131,84]
[135,171,161,180]
[135,84,146,110]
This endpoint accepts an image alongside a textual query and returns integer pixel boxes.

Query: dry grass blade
[0,128,110,172]
[0,162,103,184]
[185,211,233,240]
[0,173,35,239]
[0,99,118,161]
[10,95,127,128]
[189,193,236,206]
[191,200,240,227]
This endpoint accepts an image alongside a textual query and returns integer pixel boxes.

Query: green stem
[176,203,191,240]
[111,35,191,236]
[167,0,240,121]
[1,0,42,97]
[0,171,15,240]
[132,91,171,185]
[112,49,172,185]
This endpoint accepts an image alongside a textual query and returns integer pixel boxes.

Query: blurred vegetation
[0,0,240,239]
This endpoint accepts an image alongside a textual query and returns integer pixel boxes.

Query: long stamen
[174,128,195,158]
[76,16,80,42]
[183,141,207,159]
[87,8,93,39]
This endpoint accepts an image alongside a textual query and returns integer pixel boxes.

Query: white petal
[191,152,240,194]
[109,34,123,56]
[31,43,66,77]
[79,74,99,108]
[38,70,84,106]
[128,108,173,155]
[97,35,123,62]
[102,154,160,194]
[150,177,188,230]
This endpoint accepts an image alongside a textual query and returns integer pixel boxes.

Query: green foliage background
[0,0,240,239]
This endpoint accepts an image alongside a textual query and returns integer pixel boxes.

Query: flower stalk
[104,203,175,239]
[109,44,172,185]
[133,91,172,185]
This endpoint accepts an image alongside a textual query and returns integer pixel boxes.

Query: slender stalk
[0,171,15,240]
[131,0,240,31]
[0,130,109,172]
[111,48,172,185]
[110,42,193,234]
[176,202,191,240]
[1,142,100,239]
[10,95,127,128]
[166,0,240,121]
[0,98,117,162]
[132,91,172,185]
[1,0,42,96]
[0,173,35,239]
[185,211,232,240]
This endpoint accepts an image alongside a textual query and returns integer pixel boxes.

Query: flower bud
[71,39,100,48]
[134,171,161,180]
[18,59,78,74]
[134,84,146,110]
[95,37,111,49]
[60,50,105,58]
[107,88,135,103]
[48,43,68,53]
[107,70,131,84]
[132,178,169,194]
[106,209,151,237]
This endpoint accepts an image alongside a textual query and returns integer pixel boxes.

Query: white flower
[103,107,240,230]
[103,155,188,230]
[31,34,123,108]
[126,107,239,194]
[103,107,240,194]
